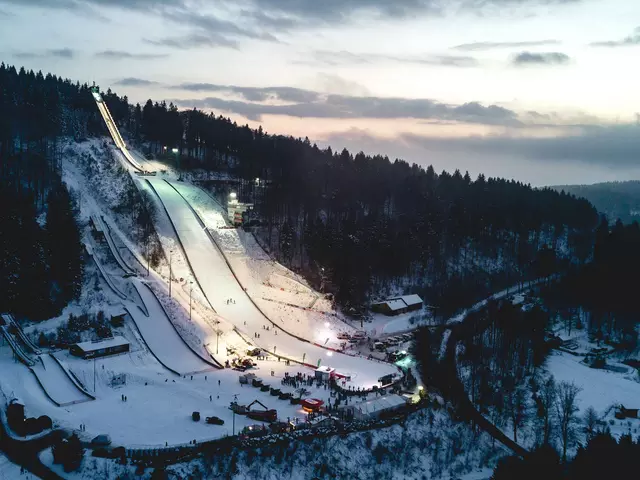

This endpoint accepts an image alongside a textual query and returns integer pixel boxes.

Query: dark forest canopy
[0,63,600,314]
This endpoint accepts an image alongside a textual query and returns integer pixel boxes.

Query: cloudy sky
[1,0,639,185]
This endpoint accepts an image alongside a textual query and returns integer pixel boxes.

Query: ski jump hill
[92,91,398,390]
[1,314,94,407]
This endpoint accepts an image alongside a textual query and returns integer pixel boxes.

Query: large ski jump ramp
[147,178,397,388]
[126,279,217,375]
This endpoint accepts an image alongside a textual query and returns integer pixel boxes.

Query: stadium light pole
[189,281,193,321]
[169,249,174,298]
[172,147,180,179]
[232,394,238,435]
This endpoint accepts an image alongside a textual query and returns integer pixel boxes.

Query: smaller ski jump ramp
[127,279,217,375]
[31,354,94,406]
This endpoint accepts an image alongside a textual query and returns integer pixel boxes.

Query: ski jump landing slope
[31,354,94,407]
[147,179,397,388]
[126,279,217,375]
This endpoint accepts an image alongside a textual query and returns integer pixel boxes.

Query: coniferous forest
[0,62,603,319]
[0,64,86,320]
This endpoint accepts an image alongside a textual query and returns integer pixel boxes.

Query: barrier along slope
[1,314,40,355]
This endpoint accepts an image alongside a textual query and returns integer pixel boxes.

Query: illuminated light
[418,386,424,390]
[229,192,237,199]
[326,351,333,357]
[171,148,178,154]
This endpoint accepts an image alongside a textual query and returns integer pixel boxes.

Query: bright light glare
[229,192,237,199]
[326,351,333,357]
[171,148,178,153]
[418,386,424,390]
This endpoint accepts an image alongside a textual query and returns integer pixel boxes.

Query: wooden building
[70,337,130,359]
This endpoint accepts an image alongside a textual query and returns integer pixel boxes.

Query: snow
[385,299,408,311]
[352,394,407,418]
[73,336,130,353]
[149,179,398,389]
[30,354,92,406]
[169,181,358,348]
[0,454,23,479]
[546,351,640,415]
[126,279,214,375]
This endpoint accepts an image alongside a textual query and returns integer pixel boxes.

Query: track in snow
[31,355,94,406]
[148,178,397,388]
[127,279,217,375]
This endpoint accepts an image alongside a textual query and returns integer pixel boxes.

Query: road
[147,178,398,389]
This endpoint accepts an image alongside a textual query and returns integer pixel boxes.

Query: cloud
[590,27,640,47]
[144,9,279,50]
[0,1,278,49]
[315,73,370,96]
[95,50,169,60]
[172,89,522,126]
[512,51,570,66]
[172,83,320,103]
[13,48,75,59]
[0,0,188,12]
[308,50,478,67]
[145,33,240,50]
[243,0,580,27]
[452,39,561,51]
[319,124,640,186]
[396,124,640,167]
[113,77,159,86]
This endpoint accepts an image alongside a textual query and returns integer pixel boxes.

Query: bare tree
[540,375,557,445]
[504,385,527,444]
[583,406,599,439]
[556,381,582,461]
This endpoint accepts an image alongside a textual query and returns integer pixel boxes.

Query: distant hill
[552,181,640,224]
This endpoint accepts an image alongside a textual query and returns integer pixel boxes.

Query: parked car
[206,416,225,425]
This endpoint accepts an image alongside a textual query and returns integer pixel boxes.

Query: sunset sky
[1,0,639,185]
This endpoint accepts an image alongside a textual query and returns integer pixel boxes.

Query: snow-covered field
[0,454,23,479]
[546,351,640,417]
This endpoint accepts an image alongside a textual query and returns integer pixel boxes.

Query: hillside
[552,181,640,224]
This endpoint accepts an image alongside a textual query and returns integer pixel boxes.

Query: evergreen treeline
[1,62,601,314]
[492,431,640,480]
[0,64,86,320]
[129,99,599,313]
[543,216,640,347]
[552,180,640,225]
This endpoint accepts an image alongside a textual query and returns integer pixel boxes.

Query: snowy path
[31,355,93,407]
[126,279,216,375]
[148,179,397,388]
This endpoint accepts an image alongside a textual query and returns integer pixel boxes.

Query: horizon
[1,0,639,186]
